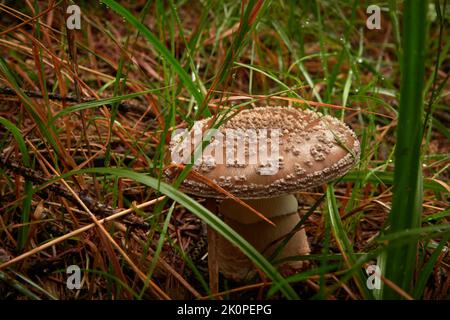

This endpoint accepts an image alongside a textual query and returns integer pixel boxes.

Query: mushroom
[168,106,360,281]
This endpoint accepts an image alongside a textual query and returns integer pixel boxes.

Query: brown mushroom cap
[169,106,360,199]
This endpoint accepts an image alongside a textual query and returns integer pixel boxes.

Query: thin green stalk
[325,185,373,299]
[0,117,32,251]
[139,202,175,299]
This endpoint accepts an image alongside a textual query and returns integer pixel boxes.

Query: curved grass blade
[139,201,175,299]
[326,185,373,299]
[0,271,41,300]
[376,224,450,242]
[0,57,60,156]
[52,167,299,300]
[413,234,450,299]
[49,89,164,124]
[0,117,32,251]
[13,271,58,300]
[342,170,447,193]
[267,264,339,297]
[101,0,204,107]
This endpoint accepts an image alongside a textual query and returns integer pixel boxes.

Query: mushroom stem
[217,194,310,281]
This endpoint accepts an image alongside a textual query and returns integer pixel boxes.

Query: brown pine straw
[0,196,168,292]
[128,233,202,299]
[0,2,58,37]
[1,140,170,299]
[28,141,171,299]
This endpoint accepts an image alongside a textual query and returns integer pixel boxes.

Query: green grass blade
[235,62,300,97]
[139,201,175,299]
[0,117,32,251]
[268,264,338,297]
[380,0,428,299]
[423,209,450,222]
[413,234,450,299]
[376,224,450,243]
[196,0,271,118]
[13,271,58,300]
[101,0,204,107]
[0,57,60,155]
[51,167,299,300]
[326,185,373,299]
[0,117,30,166]
[0,271,41,300]
[50,89,163,124]
[168,0,207,96]
[341,170,446,193]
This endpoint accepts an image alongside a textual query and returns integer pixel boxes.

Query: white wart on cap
[170,106,360,198]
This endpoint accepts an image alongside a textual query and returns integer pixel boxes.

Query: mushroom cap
[168,106,360,199]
